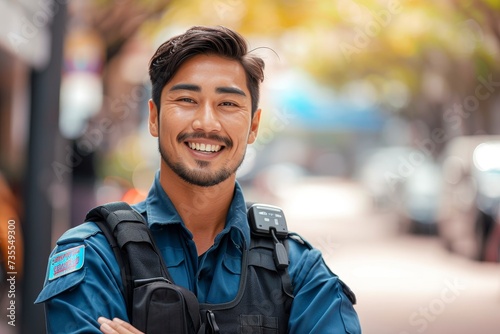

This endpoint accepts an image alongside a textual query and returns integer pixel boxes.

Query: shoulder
[286,232,324,285]
[56,222,102,245]
[285,232,361,333]
[286,232,357,304]
[286,232,320,269]
[52,221,112,261]
[35,221,119,304]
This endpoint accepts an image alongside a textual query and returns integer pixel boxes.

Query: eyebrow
[170,83,201,92]
[169,83,246,97]
[216,86,247,97]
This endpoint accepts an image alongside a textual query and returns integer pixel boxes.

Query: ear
[148,99,159,137]
[247,109,261,144]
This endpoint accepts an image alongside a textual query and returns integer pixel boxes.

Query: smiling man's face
[148,54,261,187]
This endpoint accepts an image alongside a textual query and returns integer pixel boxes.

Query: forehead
[165,54,248,92]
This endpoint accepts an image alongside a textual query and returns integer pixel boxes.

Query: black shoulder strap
[249,236,294,300]
[85,202,171,316]
[246,202,294,300]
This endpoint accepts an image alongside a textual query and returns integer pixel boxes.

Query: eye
[178,97,196,103]
[220,101,237,107]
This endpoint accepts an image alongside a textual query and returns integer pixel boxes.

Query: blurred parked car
[484,205,500,262]
[356,146,441,234]
[437,135,500,261]
[356,146,413,212]
[399,159,442,234]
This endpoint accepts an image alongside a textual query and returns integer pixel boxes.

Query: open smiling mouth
[186,142,223,153]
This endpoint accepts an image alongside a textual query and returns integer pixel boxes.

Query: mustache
[177,132,233,148]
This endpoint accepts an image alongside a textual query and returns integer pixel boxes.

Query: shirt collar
[133,170,251,248]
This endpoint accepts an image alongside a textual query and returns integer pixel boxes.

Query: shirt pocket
[35,267,86,304]
[161,247,189,287]
[202,253,242,303]
[222,252,242,275]
[163,247,185,268]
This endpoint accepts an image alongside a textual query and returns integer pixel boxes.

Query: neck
[159,167,235,255]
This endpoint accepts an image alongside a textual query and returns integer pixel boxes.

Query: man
[36,26,361,333]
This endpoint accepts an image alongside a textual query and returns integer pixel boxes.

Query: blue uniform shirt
[36,172,362,333]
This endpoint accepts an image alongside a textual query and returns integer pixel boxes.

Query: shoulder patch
[48,245,85,281]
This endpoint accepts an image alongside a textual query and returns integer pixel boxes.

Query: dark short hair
[148,26,265,116]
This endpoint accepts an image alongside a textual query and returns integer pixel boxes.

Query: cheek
[157,120,177,147]
[235,131,252,151]
[229,123,250,143]
[159,112,182,137]
[224,114,252,139]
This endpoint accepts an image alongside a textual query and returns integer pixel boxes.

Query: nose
[192,102,221,132]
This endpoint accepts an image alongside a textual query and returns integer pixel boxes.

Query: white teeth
[188,142,221,152]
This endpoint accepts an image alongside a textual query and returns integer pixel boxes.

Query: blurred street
[255,179,500,334]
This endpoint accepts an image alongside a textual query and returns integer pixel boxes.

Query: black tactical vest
[87,202,294,334]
